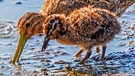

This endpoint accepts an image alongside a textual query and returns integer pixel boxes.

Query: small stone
[129,40,134,45]
[74,59,80,62]
[60,52,69,55]
[118,42,126,46]
[54,60,70,64]
[15,2,22,5]
[45,59,51,62]
[125,34,129,39]
[44,52,50,55]
[65,64,71,70]
[54,50,61,54]
[30,48,35,50]
[40,59,45,62]
[0,73,3,75]
[41,68,48,72]
[130,26,135,31]
[0,66,5,68]
[15,71,21,75]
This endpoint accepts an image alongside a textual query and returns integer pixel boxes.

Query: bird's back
[58,7,121,46]
[67,6,105,34]
[41,0,135,17]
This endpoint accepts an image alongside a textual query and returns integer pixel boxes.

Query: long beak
[12,34,27,64]
[41,36,50,52]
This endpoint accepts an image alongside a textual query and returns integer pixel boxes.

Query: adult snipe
[42,6,121,63]
[41,0,135,17]
[12,0,134,64]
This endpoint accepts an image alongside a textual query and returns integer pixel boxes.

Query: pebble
[0,66,5,68]
[54,60,70,64]
[73,59,80,62]
[130,26,134,31]
[0,73,3,75]
[118,42,126,46]
[128,40,134,45]
[15,71,21,75]
[29,48,35,50]
[15,2,22,5]
[41,68,48,72]
[125,34,129,39]
[45,59,51,62]
[60,52,69,55]
[65,64,71,70]
[44,51,50,55]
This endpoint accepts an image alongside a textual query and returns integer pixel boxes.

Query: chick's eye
[48,25,52,30]
[26,23,31,27]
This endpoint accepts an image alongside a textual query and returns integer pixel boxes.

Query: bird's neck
[33,14,46,35]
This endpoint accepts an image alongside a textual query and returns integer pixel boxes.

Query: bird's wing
[67,7,103,35]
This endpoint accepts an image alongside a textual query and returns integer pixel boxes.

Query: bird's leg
[79,50,92,64]
[100,45,106,61]
[96,46,100,53]
[75,49,84,58]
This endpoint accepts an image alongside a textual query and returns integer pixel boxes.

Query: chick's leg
[100,45,106,61]
[75,49,84,58]
[79,50,91,64]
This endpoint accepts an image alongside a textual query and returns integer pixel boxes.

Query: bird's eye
[26,23,31,27]
[48,25,52,30]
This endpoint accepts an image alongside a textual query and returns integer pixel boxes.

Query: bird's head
[17,12,45,39]
[12,12,45,64]
[42,14,67,51]
[43,14,67,39]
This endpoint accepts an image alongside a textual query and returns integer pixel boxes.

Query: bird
[11,0,134,64]
[42,6,121,63]
[40,0,135,60]
[41,0,135,17]
[11,12,45,64]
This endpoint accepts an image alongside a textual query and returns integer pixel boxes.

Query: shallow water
[0,0,135,75]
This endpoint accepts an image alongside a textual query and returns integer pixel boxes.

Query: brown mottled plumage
[41,0,135,17]
[12,0,134,64]
[43,7,121,63]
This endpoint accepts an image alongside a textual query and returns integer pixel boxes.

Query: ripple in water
[0,20,18,38]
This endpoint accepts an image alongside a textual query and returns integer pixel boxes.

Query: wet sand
[0,0,135,76]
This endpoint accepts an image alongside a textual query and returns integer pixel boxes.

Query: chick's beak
[41,36,50,51]
[12,34,27,64]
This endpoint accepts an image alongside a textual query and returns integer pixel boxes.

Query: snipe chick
[43,6,121,63]
[40,0,134,59]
